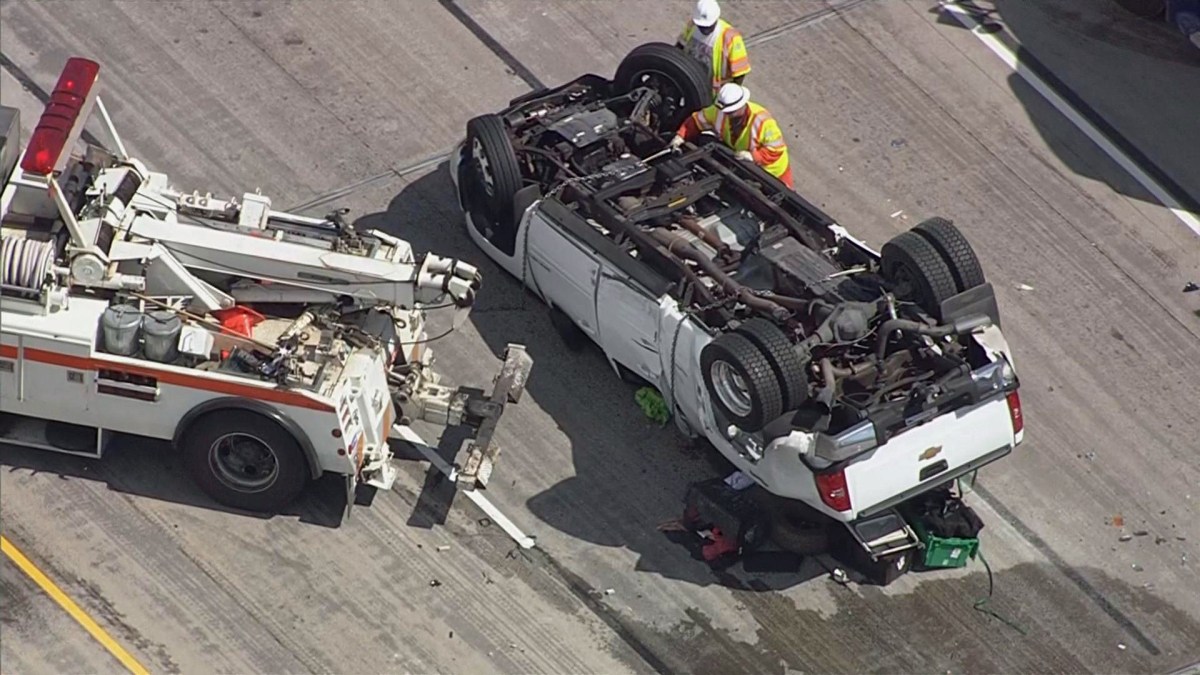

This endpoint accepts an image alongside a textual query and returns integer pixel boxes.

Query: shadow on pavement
[0,438,348,527]
[932,0,1200,212]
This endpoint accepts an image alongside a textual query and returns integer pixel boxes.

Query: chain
[665,299,724,430]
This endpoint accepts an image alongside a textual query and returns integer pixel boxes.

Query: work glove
[735,150,754,162]
[668,135,685,152]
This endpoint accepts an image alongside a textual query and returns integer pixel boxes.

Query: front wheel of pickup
[613,42,711,133]
[464,114,522,242]
[701,332,783,433]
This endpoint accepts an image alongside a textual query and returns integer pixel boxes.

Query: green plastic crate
[913,522,979,569]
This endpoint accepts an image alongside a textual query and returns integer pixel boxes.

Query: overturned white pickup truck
[452,43,1024,574]
[1,57,531,519]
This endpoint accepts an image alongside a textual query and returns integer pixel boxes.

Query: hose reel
[1,236,56,295]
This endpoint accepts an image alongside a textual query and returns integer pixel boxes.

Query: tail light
[815,470,851,512]
[1006,391,1023,434]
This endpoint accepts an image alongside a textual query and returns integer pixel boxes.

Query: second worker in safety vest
[677,0,750,95]
[669,83,794,189]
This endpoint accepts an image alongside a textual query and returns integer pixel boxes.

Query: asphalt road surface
[2,1,1198,673]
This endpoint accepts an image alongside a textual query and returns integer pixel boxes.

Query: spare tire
[613,42,711,134]
[913,217,986,293]
[701,332,783,433]
[464,115,522,233]
[735,318,809,413]
[881,231,959,317]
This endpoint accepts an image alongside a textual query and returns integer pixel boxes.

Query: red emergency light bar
[19,57,101,176]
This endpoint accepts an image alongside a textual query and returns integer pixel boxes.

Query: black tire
[180,409,309,513]
[913,217,986,293]
[612,42,711,133]
[464,115,522,231]
[700,332,784,432]
[735,318,809,413]
[881,231,959,317]
[1114,0,1165,18]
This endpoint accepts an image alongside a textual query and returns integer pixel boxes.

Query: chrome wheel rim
[711,361,753,418]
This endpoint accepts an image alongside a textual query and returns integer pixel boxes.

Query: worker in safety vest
[669,83,793,189]
[676,0,751,95]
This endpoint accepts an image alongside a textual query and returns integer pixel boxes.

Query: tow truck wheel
[700,332,784,433]
[912,217,986,293]
[464,114,522,233]
[613,42,711,133]
[180,410,309,514]
[880,230,960,317]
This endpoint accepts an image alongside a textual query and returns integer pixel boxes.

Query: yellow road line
[1,535,150,675]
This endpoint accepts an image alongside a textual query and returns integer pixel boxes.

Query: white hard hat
[692,0,721,28]
[716,82,749,113]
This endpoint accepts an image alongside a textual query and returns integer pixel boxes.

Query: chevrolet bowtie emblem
[919,446,943,461]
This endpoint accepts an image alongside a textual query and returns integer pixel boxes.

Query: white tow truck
[0,57,533,523]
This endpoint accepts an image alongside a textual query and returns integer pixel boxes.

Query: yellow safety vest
[679,19,751,94]
[692,102,790,180]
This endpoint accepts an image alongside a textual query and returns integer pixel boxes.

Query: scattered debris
[1131,563,1143,572]
[1118,643,1127,651]
[1155,536,1167,545]
[635,387,670,425]
[478,517,492,528]
[1184,281,1199,293]
[890,210,904,218]
[1111,515,1125,527]
[1133,530,1149,537]
[1142,582,1155,590]
[430,579,442,587]
[1119,534,1134,542]
[890,138,907,148]
[604,588,615,596]
[437,545,451,552]
[831,568,850,585]
[723,471,755,491]
[449,631,454,639]
[1080,451,1097,461]
[1177,536,1187,542]
[1015,283,1035,292]
[838,166,844,172]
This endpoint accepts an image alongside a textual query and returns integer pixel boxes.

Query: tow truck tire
[912,217,986,293]
[613,42,711,133]
[735,318,809,413]
[701,332,784,433]
[464,114,522,232]
[880,230,960,317]
[180,410,309,514]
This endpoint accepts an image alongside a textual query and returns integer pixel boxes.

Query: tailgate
[843,397,1015,519]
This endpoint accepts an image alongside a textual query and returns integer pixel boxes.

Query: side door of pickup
[524,211,600,341]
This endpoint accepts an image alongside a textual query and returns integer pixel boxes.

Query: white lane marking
[391,424,537,549]
[941,1,1200,238]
